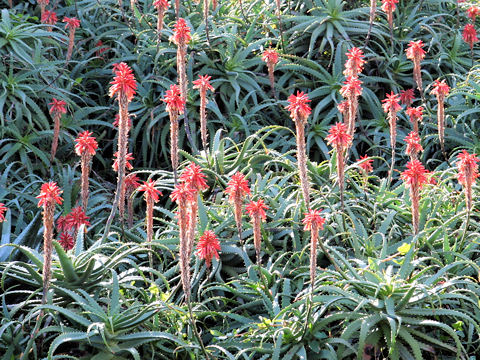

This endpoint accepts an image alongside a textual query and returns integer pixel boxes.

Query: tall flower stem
[295,121,310,209]
[364,0,376,46]
[382,92,401,184]
[80,153,92,210]
[36,182,63,304]
[431,80,450,161]
[48,98,67,162]
[204,0,211,45]
[102,63,137,242]
[193,75,214,152]
[171,114,179,182]
[401,160,428,235]
[50,113,62,161]
[63,17,80,63]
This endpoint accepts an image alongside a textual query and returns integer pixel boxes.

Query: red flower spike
[63,16,80,30]
[382,91,402,113]
[457,150,480,186]
[225,172,250,202]
[0,203,7,222]
[112,152,134,172]
[357,155,374,173]
[246,199,268,221]
[431,79,450,98]
[42,10,57,25]
[36,182,63,207]
[74,131,98,156]
[192,75,214,93]
[125,174,141,190]
[262,48,279,65]
[400,89,415,106]
[162,84,186,115]
[170,18,191,45]
[49,98,67,115]
[153,0,169,9]
[58,232,75,251]
[381,0,398,12]
[179,162,209,192]
[404,131,423,157]
[37,0,49,5]
[326,122,352,149]
[340,76,363,98]
[468,6,480,22]
[401,159,428,189]
[286,91,312,123]
[405,40,426,61]
[344,47,365,77]
[302,209,326,231]
[109,62,137,102]
[138,179,163,203]
[65,206,90,230]
[463,24,479,50]
[196,230,221,268]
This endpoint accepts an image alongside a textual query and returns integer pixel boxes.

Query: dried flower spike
[193,75,214,150]
[75,131,98,211]
[171,182,196,299]
[36,182,63,303]
[49,98,67,161]
[457,150,480,211]
[262,47,280,97]
[153,0,169,41]
[401,159,428,234]
[225,172,251,242]
[286,91,312,208]
[382,91,401,180]
[63,17,80,62]
[431,79,450,157]
[405,40,426,98]
[326,122,352,207]
[246,198,268,265]
[302,209,325,289]
[162,84,186,178]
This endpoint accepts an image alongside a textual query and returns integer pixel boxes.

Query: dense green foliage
[2,0,480,358]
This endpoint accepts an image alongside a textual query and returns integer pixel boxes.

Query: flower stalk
[225,172,250,242]
[326,123,352,208]
[162,84,186,181]
[63,17,80,62]
[262,48,279,98]
[192,75,214,151]
[302,209,325,291]
[405,40,426,99]
[401,159,428,234]
[36,182,63,304]
[286,91,312,208]
[431,79,450,158]
[74,131,98,211]
[48,98,67,162]
[246,199,268,266]
[102,63,137,241]
[153,0,169,41]
[382,91,401,183]
[125,174,141,228]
